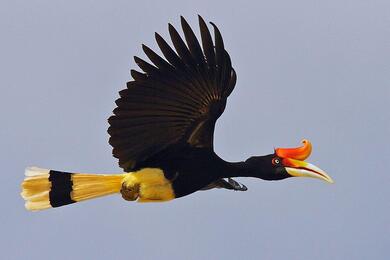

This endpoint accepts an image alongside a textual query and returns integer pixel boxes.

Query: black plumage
[108,16,236,173]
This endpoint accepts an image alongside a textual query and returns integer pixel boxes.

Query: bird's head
[245,140,333,183]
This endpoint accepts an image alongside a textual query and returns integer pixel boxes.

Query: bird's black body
[137,144,287,197]
[141,146,227,197]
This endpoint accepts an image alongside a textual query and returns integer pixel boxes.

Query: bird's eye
[272,158,280,165]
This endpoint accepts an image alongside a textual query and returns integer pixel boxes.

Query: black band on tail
[49,170,75,207]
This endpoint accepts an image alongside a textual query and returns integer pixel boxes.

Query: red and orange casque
[275,139,312,161]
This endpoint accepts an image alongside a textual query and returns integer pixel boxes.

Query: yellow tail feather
[21,167,125,211]
[21,167,176,211]
[71,174,125,201]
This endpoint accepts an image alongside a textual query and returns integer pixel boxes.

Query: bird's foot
[227,178,248,191]
[120,182,140,201]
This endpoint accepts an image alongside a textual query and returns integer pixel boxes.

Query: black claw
[227,178,247,191]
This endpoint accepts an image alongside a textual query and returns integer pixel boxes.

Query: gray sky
[1,0,389,259]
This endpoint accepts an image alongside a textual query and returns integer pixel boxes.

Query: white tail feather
[25,167,50,177]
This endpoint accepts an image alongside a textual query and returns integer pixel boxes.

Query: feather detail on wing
[108,16,236,171]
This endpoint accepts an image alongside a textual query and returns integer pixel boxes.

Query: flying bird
[21,16,333,211]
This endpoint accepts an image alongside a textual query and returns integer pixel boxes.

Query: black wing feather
[168,23,196,68]
[142,44,175,73]
[180,16,206,67]
[108,16,236,171]
[199,16,216,71]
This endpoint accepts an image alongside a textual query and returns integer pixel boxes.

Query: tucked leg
[227,178,248,191]
[201,178,247,191]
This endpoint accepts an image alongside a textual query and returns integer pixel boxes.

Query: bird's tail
[21,167,126,211]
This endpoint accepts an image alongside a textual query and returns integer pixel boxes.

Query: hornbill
[21,16,333,211]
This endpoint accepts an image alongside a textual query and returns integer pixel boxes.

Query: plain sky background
[1,0,389,259]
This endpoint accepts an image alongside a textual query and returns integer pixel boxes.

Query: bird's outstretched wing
[108,16,236,171]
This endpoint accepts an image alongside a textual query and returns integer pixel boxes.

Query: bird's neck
[222,161,265,179]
